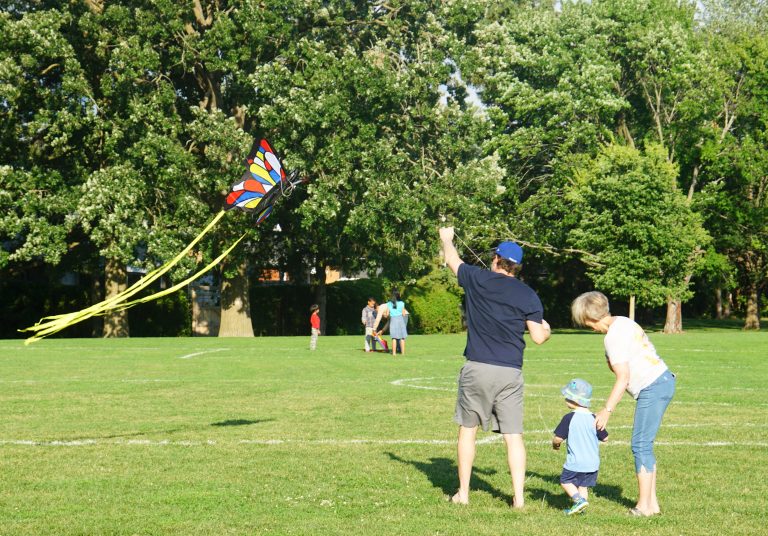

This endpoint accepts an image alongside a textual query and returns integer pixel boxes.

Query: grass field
[1,328,766,535]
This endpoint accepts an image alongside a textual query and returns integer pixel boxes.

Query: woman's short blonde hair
[571,291,610,327]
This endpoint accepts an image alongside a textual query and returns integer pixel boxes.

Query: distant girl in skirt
[374,289,409,356]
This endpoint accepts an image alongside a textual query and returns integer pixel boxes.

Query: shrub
[405,268,464,334]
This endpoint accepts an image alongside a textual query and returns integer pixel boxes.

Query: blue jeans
[631,370,676,473]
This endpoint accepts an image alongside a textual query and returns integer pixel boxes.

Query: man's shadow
[210,418,275,427]
[527,471,634,510]
[386,452,511,504]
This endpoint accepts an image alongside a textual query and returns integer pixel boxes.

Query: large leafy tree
[1,2,229,337]
[251,1,505,330]
[567,143,709,312]
[150,0,506,335]
[693,1,768,329]
[609,1,721,331]
[0,9,88,272]
[457,0,720,330]
[703,134,768,330]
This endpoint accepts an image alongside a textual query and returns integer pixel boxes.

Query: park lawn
[0,329,766,535]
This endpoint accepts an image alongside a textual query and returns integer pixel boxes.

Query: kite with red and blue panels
[225,138,298,224]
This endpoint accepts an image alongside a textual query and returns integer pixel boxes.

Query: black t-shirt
[458,263,544,369]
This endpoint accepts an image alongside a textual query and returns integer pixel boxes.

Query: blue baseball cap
[495,241,524,264]
[561,378,593,408]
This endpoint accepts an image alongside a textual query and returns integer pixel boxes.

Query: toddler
[552,378,608,515]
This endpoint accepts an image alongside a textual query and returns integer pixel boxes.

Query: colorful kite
[373,332,389,351]
[21,138,301,344]
[224,138,300,223]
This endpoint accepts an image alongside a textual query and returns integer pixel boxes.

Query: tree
[567,144,709,315]
[457,0,719,331]
[702,132,768,330]
[697,3,768,329]
[250,1,506,329]
[0,9,91,271]
[1,3,236,338]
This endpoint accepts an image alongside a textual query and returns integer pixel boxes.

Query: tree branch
[192,0,214,28]
[83,0,104,15]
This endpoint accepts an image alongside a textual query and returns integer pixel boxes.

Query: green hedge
[128,293,192,337]
[324,278,390,335]
[2,266,466,339]
[250,278,390,336]
[249,270,465,336]
[405,269,464,334]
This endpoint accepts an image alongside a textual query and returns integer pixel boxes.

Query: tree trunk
[314,263,327,335]
[629,295,636,321]
[664,271,693,333]
[191,283,220,336]
[103,258,129,338]
[715,286,723,320]
[663,297,683,334]
[724,291,732,318]
[90,271,104,337]
[218,260,254,337]
[744,283,760,330]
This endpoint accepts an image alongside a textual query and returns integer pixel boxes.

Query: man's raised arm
[439,226,464,276]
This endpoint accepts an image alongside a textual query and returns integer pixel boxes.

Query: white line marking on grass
[390,378,768,406]
[178,348,229,359]
[524,422,762,434]
[14,346,165,352]
[390,377,452,391]
[572,440,768,448]
[2,436,766,448]
[0,378,261,384]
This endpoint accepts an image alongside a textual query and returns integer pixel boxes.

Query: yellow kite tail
[21,210,229,344]
[111,232,247,312]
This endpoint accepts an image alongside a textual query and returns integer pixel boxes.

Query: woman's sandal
[628,507,652,517]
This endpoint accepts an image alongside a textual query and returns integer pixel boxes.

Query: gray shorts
[454,360,524,434]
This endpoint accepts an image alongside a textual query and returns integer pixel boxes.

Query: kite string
[439,214,487,269]
[279,170,301,199]
[454,232,488,269]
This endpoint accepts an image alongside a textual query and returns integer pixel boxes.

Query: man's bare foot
[628,506,654,516]
[511,497,524,509]
[450,492,468,505]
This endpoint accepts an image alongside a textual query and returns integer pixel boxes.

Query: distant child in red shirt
[309,304,320,350]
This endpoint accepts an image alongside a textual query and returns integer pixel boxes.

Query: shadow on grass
[385,452,510,504]
[527,471,634,510]
[210,418,275,427]
[63,429,184,441]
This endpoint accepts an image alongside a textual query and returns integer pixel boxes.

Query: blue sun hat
[495,241,524,264]
[562,378,593,408]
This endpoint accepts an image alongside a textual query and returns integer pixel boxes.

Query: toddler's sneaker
[564,498,588,515]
